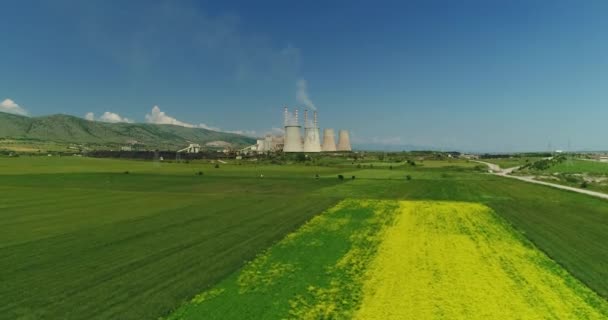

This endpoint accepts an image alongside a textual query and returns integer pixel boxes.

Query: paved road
[473,160,608,201]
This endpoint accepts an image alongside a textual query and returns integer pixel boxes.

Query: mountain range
[0,112,256,151]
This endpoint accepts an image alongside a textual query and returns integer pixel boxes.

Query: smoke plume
[296,79,316,111]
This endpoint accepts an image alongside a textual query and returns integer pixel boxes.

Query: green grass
[2,156,608,319]
[482,157,544,169]
[0,158,344,320]
[545,159,608,175]
[167,200,400,319]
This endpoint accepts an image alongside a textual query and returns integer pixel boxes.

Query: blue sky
[1,0,608,152]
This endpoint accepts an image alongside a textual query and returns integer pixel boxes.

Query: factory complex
[244,107,351,154]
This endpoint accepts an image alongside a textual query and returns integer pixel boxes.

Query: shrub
[214,164,220,168]
[351,176,356,180]
[405,175,412,180]
[124,171,130,174]
[474,165,487,171]
[197,171,204,176]
[338,175,344,180]
[580,181,588,188]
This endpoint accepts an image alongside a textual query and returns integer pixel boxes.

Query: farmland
[356,201,608,319]
[1,156,608,319]
[514,158,608,194]
[168,200,608,319]
[546,159,608,175]
[480,156,544,169]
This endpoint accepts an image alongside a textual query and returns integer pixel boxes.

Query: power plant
[281,107,350,153]
[244,107,351,154]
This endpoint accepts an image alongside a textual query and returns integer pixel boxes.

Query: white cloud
[0,98,29,116]
[198,123,221,131]
[145,105,195,127]
[85,111,132,123]
[296,79,316,111]
[226,129,257,137]
[144,105,260,137]
[99,111,133,123]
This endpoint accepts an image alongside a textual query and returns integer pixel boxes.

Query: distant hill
[0,112,256,150]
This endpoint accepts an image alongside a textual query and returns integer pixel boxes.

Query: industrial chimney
[321,128,337,152]
[337,130,351,151]
[283,107,303,152]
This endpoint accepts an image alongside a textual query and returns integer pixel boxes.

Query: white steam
[296,79,316,111]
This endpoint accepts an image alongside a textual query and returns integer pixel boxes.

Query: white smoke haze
[270,127,284,135]
[296,79,316,111]
[84,112,95,121]
[0,98,29,116]
[284,108,299,126]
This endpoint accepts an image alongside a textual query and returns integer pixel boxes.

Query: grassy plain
[482,157,543,168]
[1,156,608,319]
[546,159,608,175]
[0,158,344,319]
[167,200,399,319]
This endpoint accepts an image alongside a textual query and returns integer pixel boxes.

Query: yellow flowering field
[355,201,608,319]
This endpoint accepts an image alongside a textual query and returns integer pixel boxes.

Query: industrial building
[178,143,201,153]
[246,135,284,153]
[282,107,351,153]
[240,107,352,154]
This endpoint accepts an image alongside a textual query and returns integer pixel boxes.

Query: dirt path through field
[474,160,608,200]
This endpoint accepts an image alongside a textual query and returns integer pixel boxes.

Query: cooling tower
[283,107,303,152]
[303,127,322,152]
[303,110,321,152]
[322,128,337,152]
[284,126,303,152]
[337,130,351,151]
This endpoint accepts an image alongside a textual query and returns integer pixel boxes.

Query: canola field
[168,200,608,319]
[355,201,608,319]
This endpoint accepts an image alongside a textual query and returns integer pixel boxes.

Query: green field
[546,159,608,175]
[481,157,544,169]
[2,156,608,319]
[168,200,608,319]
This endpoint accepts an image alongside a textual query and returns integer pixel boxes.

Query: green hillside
[0,112,256,151]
